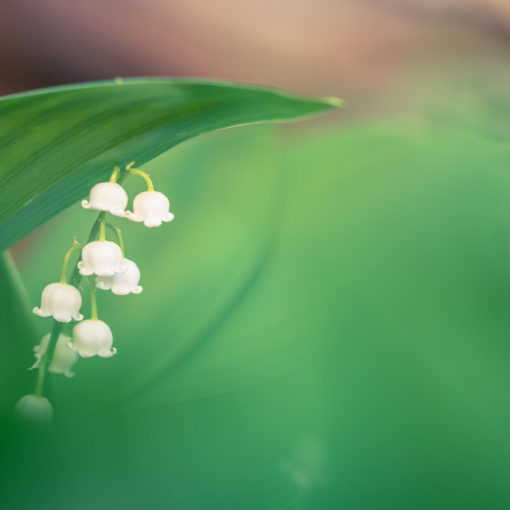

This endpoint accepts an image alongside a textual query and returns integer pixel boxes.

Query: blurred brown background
[2,0,510,119]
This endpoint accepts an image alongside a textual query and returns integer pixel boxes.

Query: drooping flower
[126,191,174,227]
[78,240,127,277]
[82,182,128,218]
[69,319,117,358]
[33,283,83,322]
[96,258,143,295]
[14,395,53,425]
[30,333,79,378]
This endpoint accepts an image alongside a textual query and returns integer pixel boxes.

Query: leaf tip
[321,96,343,108]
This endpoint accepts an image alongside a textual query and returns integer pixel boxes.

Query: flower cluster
[15,162,174,425]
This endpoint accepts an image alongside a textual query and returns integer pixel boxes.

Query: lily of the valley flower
[23,161,176,418]
[30,333,79,378]
[33,283,83,323]
[78,240,127,276]
[14,395,53,425]
[126,191,174,227]
[69,319,117,358]
[82,182,129,218]
[96,258,143,295]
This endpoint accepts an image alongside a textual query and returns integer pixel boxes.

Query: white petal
[125,210,142,222]
[49,334,79,377]
[33,283,83,323]
[98,258,143,295]
[29,333,78,378]
[81,182,128,217]
[70,319,116,358]
[78,241,125,277]
[127,191,174,228]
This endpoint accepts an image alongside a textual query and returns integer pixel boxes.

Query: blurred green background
[3,1,510,509]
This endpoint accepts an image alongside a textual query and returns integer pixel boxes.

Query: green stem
[109,166,121,183]
[99,216,106,241]
[126,161,154,192]
[89,279,98,320]
[59,240,82,284]
[106,223,125,256]
[34,321,62,398]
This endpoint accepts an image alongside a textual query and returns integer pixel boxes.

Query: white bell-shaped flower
[30,333,79,378]
[78,240,127,277]
[96,258,143,295]
[33,282,83,323]
[69,319,117,358]
[14,395,53,425]
[126,191,174,227]
[82,182,128,218]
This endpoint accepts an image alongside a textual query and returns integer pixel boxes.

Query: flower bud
[69,319,117,358]
[126,190,174,227]
[82,182,128,218]
[33,282,83,323]
[96,258,143,295]
[30,333,79,378]
[78,240,126,277]
[14,395,53,425]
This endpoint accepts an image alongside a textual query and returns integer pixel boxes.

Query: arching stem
[126,161,154,192]
[106,223,125,256]
[59,240,83,284]
[109,166,121,183]
[89,278,98,320]
[99,215,106,241]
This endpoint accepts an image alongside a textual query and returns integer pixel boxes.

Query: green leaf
[0,252,40,407]
[0,78,339,250]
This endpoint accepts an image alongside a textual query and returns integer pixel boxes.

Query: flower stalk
[126,161,154,192]
[34,321,63,398]
[89,279,98,320]
[106,222,125,256]
[59,240,82,284]
[99,216,106,241]
[109,165,121,183]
